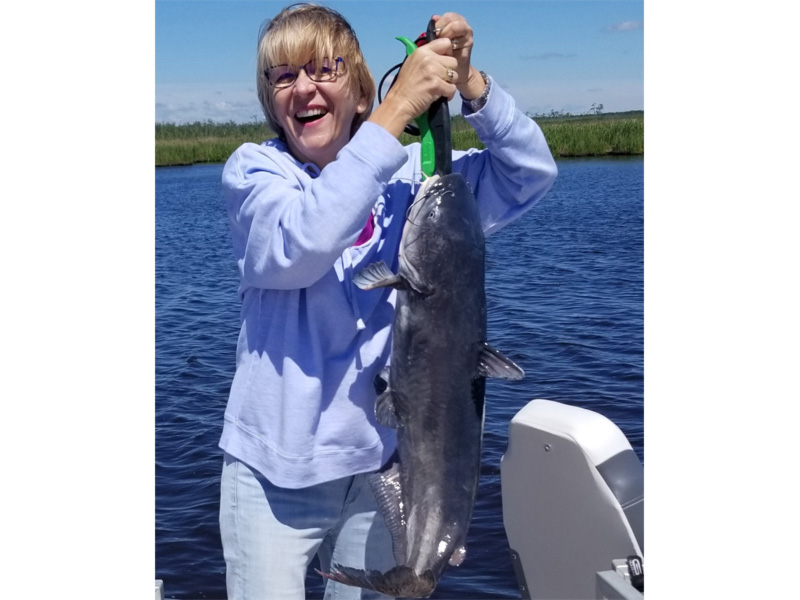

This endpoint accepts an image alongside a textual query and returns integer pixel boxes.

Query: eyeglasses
[265,57,345,89]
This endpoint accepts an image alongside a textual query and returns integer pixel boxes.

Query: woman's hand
[369,11,486,138]
[431,12,486,101]
[369,38,458,137]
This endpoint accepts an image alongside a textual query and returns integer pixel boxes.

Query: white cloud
[608,21,643,32]
[156,82,264,124]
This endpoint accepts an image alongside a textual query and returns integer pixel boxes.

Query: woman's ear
[356,92,369,115]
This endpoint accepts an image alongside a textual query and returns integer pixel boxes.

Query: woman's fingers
[431,13,474,89]
[389,41,458,114]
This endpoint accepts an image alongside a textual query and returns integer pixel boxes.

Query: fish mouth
[295,107,328,124]
[397,174,445,295]
[406,175,442,223]
[401,175,442,262]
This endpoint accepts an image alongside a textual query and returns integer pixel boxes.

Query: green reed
[539,118,644,157]
[155,113,643,166]
[156,120,276,166]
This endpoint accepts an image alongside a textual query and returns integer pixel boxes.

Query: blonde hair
[257,3,375,140]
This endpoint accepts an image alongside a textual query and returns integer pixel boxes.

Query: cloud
[608,21,643,32]
[156,98,262,124]
[519,52,577,60]
[156,82,263,124]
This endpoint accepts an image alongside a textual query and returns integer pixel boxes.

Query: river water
[155,156,643,598]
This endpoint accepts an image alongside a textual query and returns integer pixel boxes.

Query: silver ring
[446,68,455,83]
[452,38,459,50]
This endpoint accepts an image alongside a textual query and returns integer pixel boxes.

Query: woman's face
[271,59,368,169]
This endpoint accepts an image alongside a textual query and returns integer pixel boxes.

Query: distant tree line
[526,103,644,121]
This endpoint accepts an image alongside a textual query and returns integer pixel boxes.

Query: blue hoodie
[220,78,557,489]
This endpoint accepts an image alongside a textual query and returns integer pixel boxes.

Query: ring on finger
[452,38,460,50]
[446,68,455,83]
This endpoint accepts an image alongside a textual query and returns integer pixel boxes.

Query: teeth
[296,108,327,119]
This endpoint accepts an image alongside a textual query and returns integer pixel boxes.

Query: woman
[219,3,557,598]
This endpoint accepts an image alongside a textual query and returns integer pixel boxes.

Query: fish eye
[427,206,440,221]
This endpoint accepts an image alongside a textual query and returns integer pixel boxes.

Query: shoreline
[155,111,643,167]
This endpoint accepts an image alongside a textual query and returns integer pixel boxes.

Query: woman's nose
[292,68,317,94]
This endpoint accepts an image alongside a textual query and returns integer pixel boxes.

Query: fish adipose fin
[353,262,406,290]
[448,545,467,567]
[478,343,525,380]
[317,565,436,598]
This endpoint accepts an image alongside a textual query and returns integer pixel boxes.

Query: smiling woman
[266,51,369,168]
[256,4,376,167]
[215,3,558,599]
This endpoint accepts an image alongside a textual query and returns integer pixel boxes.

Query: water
[155,157,643,598]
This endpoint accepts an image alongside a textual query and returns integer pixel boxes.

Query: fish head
[399,173,484,294]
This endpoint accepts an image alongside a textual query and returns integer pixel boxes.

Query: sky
[3,2,800,599]
[155,0,644,124]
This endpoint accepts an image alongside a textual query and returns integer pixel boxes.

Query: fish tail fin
[317,564,436,598]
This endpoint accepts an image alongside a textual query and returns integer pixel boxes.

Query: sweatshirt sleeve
[454,76,558,236]
[223,122,408,291]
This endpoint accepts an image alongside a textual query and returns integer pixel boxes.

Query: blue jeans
[219,453,396,599]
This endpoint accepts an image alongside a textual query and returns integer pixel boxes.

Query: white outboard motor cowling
[501,399,644,600]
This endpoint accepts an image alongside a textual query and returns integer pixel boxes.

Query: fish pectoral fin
[354,262,407,290]
[375,389,399,429]
[478,343,525,380]
[373,366,391,396]
[368,459,408,565]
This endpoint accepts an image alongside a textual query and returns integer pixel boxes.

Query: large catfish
[320,173,524,597]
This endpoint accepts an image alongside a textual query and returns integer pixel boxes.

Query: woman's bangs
[268,25,336,68]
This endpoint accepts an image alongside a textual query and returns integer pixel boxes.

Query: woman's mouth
[295,107,328,124]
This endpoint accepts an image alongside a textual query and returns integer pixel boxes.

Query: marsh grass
[539,118,643,157]
[156,121,275,166]
[155,112,643,166]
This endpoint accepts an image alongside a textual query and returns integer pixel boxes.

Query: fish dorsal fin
[478,343,525,380]
[353,262,407,290]
[368,458,408,565]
